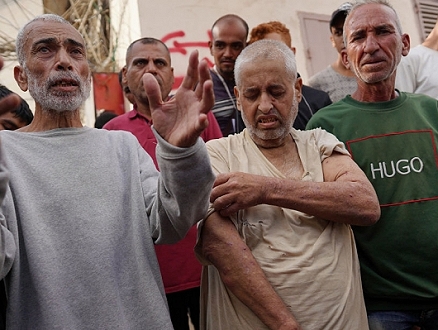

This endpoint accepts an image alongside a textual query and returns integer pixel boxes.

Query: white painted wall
[135,0,421,84]
[0,0,423,125]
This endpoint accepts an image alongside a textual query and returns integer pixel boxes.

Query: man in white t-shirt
[396,17,438,99]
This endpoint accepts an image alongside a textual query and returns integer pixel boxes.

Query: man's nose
[145,62,157,74]
[56,49,73,71]
[258,93,273,113]
[363,34,379,54]
[223,45,233,57]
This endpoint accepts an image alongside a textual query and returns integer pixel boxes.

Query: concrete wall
[136,0,421,85]
[0,0,422,125]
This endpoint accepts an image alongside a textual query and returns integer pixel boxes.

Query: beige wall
[0,0,422,125]
[136,0,421,85]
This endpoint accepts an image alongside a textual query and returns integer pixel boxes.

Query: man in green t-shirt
[307,1,438,329]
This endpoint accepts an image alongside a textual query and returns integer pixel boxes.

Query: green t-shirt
[307,92,438,311]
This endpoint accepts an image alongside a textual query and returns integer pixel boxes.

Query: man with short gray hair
[0,14,215,329]
[196,39,380,330]
[307,1,438,328]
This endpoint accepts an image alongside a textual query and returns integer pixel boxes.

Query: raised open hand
[143,50,214,147]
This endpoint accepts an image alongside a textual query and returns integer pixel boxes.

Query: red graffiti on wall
[161,30,214,89]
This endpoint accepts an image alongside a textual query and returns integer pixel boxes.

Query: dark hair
[94,110,117,129]
[126,37,170,61]
[0,84,33,125]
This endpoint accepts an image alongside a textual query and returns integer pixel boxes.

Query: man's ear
[121,66,128,88]
[295,76,303,103]
[170,67,175,88]
[401,33,411,57]
[234,86,241,111]
[341,49,350,70]
[14,65,28,92]
[208,40,213,56]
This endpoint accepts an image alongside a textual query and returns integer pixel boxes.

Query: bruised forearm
[211,154,380,226]
[200,212,301,330]
[262,177,380,226]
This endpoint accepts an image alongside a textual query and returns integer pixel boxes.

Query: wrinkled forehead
[345,3,397,34]
[127,41,170,63]
[238,59,291,86]
[23,19,85,51]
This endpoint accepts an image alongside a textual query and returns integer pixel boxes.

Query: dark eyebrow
[64,38,85,49]
[32,37,85,49]
[32,37,57,48]
[375,23,396,32]
[349,29,364,40]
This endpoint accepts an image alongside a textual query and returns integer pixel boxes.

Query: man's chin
[219,64,234,73]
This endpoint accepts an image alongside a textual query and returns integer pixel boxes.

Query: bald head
[234,39,297,87]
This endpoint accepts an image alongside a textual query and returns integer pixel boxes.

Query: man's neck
[351,81,398,103]
[19,107,83,132]
[136,104,152,120]
[331,56,355,77]
[214,66,234,82]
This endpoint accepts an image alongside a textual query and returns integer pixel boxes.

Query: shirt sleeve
[0,162,16,279]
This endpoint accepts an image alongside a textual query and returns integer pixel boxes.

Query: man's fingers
[213,173,231,188]
[195,59,212,100]
[142,73,163,110]
[195,113,209,133]
[181,50,200,91]
[0,94,21,116]
[198,80,215,115]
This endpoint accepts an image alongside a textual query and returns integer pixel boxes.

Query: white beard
[241,97,297,142]
[26,68,91,113]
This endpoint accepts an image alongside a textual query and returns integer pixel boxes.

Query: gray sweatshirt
[0,127,214,329]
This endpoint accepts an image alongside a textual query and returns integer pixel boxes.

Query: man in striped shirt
[208,14,248,136]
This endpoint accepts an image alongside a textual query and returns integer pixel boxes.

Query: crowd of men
[0,1,437,329]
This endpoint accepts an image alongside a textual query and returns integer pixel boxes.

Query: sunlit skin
[341,3,410,102]
[13,20,91,131]
[124,42,174,119]
[209,18,247,81]
[234,59,302,149]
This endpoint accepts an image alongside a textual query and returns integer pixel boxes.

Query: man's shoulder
[302,85,331,103]
[411,44,436,57]
[308,66,332,84]
[206,131,244,148]
[306,100,349,129]
[103,110,135,129]
[403,91,438,105]
[209,69,221,83]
